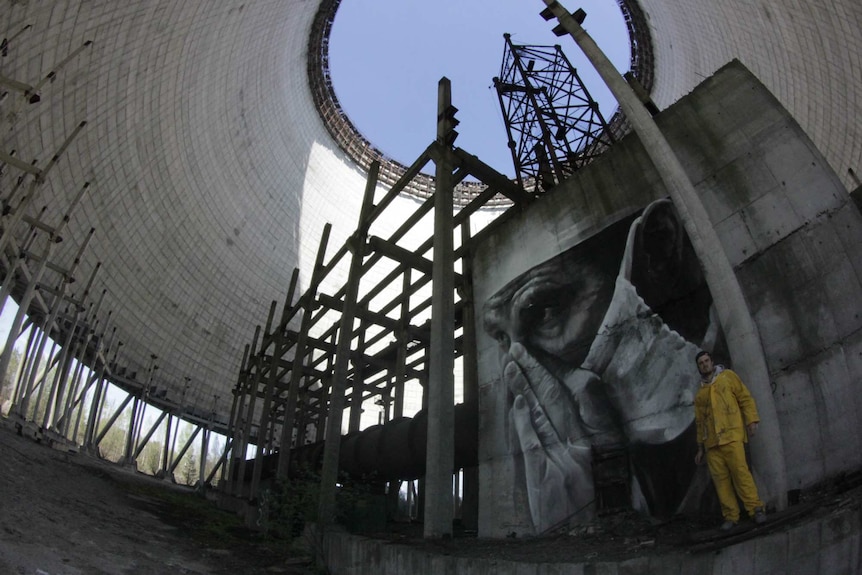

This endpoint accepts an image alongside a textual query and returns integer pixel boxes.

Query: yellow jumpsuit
[694,368,764,522]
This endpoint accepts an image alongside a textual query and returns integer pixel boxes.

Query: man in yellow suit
[694,351,767,530]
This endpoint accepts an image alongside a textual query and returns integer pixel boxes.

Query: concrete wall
[319,502,862,574]
[471,60,862,538]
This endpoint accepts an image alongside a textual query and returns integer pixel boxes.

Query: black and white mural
[481,199,720,534]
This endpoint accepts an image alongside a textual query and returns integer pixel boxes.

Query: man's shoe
[720,520,737,531]
[754,507,767,525]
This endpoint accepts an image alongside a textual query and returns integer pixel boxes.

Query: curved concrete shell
[1,0,859,425]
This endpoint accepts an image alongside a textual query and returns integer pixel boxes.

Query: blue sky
[329,0,630,177]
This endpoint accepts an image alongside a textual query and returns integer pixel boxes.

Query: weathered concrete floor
[0,418,314,575]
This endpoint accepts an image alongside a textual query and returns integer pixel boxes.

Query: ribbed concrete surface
[1,0,859,422]
[640,0,862,191]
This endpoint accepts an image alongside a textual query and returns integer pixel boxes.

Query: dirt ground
[0,418,316,575]
[1,415,860,574]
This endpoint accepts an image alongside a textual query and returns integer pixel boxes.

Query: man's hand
[747,421,759,437]
[694,445,704,465]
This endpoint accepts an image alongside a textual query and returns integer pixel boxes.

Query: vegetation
[257,475,321,541]
[256,470,388,544]
[0,349,22,406]
[114,478,314,572]
[124,481,247,546]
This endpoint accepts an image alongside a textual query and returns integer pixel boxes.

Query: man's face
[483,257,615,378]
[696,354,714,376]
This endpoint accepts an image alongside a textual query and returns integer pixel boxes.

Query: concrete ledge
[318,504,862,575]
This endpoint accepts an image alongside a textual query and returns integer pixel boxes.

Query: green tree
[203,433,226,485]
[0,348,23,407]
[175,424,200,486]
[97,401,131,463]
[139,439,164,476]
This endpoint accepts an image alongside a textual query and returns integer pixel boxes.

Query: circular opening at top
[328,0,630,178]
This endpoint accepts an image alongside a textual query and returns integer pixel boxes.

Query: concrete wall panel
[772,366,827,487]
[320,502,862,574]
[473,61,862,536]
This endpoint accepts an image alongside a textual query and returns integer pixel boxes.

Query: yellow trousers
[705,441,764,522]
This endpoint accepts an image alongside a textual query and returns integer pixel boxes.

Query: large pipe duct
[234,401,478,485]
[294,401,478,481]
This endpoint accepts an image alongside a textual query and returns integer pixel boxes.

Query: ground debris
[0,420,316,575]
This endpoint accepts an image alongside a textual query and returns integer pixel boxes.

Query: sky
[328,0,630,177]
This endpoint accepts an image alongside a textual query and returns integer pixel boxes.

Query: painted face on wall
[482,254,616,382]
[481,200,717,534]
[481,217,629,532]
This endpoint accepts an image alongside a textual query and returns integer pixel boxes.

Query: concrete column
[348,319,367,433]
[65,339,95,440]
[250,301,280,500]
[169,409,182,479]
[0,211,47,317]
[6,320,37,414]
[266,404,278,453]
[12,320,40,417]
[83,326,117,452]
[541,0,787,510]
[218,385,240,489]
[317,162,379,527]
[199,425,210,488]
[424,77,457,538]
[4,240,56,418]
[132,390,151,461]
[62,280,105,439]
[169,426,201,480]
[19,227,93,425]
[226,346,250,494]
[260,267,300,463]
[123,394,141,465]
[277,226,332,479]
[459,219,480,532]
[132,410,169,461]
[50,282,97,433]
[161,413,174,477]
[293,406,306,448]
[28,328,61,424]
[235,326,262,498]
[93,392,134,450]
[69,371,93,442]
[315,333,337,442]
[393,269,412,419]
[45,306,82,430]
[208,427,232,487]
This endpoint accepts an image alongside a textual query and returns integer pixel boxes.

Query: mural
[482,199,722,533]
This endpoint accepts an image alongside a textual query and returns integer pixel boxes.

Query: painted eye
[520,300,562,334]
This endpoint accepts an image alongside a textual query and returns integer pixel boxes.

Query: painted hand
[505,342,594,532]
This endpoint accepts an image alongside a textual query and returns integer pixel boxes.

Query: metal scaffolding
[221,78,537,537]
[0,37,227,489]
[494,34,615,193]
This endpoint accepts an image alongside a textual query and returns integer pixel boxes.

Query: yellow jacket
[694,368,760,448]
